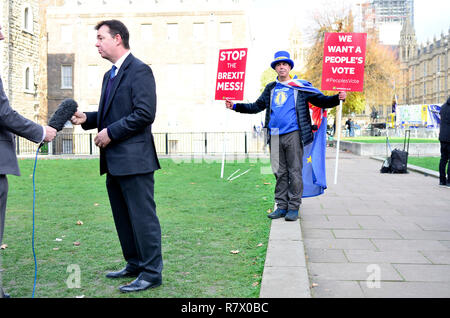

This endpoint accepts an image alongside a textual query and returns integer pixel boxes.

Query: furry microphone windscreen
[48,99,78,131]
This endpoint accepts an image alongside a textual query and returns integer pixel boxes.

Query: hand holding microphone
[43,126,57,142]
[41,98,78,147]
[70,111,87,125]
[49,98,79,131]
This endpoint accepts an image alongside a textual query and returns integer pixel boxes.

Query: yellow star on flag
[307,156,312,163]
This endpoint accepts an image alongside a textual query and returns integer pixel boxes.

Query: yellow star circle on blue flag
[274,91,287,106]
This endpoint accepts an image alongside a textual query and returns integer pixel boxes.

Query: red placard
[215,48,248,101]
[321,33,367,92]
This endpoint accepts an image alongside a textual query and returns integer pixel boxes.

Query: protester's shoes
[119,277,162,293]
[106,267,140,279]
[439,181,450,188]
[267,208,287,219]
[285,210,298,221]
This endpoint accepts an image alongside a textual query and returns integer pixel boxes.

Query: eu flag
[302,106,327,197]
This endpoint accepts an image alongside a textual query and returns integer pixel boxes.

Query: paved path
[261,147,450,298]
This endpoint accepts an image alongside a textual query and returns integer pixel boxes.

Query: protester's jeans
[270,130,304,211]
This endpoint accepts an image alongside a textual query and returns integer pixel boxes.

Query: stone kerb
[333,141,440,157]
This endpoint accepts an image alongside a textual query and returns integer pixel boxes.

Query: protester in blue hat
[270,50,295,70]
[225,50,346,221]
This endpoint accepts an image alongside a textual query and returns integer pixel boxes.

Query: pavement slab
[260,147,450,298]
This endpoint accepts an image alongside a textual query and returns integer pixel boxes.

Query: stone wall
[1,0,42,123]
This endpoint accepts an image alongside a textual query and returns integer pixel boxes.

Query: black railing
[15,132,269,156]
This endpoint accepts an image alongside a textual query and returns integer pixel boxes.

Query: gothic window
[22,4,33,33]
[23,65,34,93]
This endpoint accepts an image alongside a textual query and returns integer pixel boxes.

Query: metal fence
[15,127,440,156]
[350,128,439,139]
[15,131,270,156]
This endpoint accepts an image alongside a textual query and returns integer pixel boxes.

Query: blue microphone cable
[31,144,41,298]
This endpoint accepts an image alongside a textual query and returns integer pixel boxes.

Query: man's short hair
[95,20,130,49]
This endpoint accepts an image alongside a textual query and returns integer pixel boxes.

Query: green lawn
[408,156,441,172]
[1,158,275,298]
[342,137,439,143]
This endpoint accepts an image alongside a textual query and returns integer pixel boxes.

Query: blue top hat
[271,51,294,70]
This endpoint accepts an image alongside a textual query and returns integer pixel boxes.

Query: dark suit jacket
[439,97,450,143]
[0,76,43,176]
[82,53,160,176]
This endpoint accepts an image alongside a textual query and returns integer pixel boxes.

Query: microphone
[48,98,78,131]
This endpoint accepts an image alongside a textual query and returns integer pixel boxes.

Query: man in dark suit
[71,20,162,293]
[439,97,450,187]
[0,24,57,298]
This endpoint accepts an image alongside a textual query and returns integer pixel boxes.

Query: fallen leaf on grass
[1,244,8,250]
[55,238,63,242]
[252,282,259,287]
[52,248,59,251]
[257,243,263,247]
[266,208,273,213]
[94,203,99,206]
[73,242,81,246]
[263,182,271,185]
[230,250,240,254]
[76,220,83,225]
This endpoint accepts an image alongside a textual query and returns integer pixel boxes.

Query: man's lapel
[97,72,110,127]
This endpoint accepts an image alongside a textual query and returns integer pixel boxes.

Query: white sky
[242,0,449,100]
[248,0,449,51]
[414,0,450,43]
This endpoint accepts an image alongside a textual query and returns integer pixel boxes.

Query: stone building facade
[45,0,258,134]
[398,18,449,106]
[0,0,43,124]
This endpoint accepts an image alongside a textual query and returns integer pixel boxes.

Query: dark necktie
[100,65,117,129]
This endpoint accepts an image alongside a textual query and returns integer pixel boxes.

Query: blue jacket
[234,81,340,146]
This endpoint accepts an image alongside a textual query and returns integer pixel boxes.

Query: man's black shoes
[119,277,162,293]
[106,267,140,279]
[439,181,450,188]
